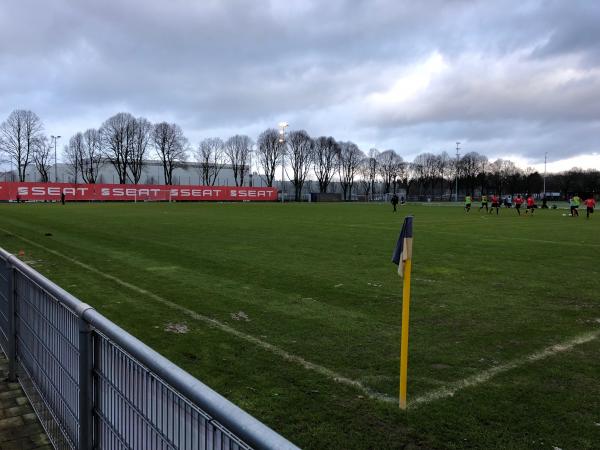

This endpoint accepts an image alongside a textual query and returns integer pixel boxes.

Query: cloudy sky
[1,0,599,171]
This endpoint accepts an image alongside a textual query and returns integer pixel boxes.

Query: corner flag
[392,215,414,409]
[392,216,413,277]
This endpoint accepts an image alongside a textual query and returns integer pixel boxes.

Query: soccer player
[584,195,596,219]
[572,193,581,217]
[391,193,399,212]
[465,194,472,212]
[489,193,500,215]
[514,194,524,215]
[479,194,488,212]
[525,194,535,215]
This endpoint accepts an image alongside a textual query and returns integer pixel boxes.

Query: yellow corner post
[392,215,413,410]
[399,258,412,409]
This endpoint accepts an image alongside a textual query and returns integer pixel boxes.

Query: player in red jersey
[584,196,596,219]
[514,194,524,215]
[525,194,535,215]
[489,194,500,215]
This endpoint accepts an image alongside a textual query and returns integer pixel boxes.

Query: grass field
[0,201,599,449]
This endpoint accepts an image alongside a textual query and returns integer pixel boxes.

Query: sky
[1,0,599,172]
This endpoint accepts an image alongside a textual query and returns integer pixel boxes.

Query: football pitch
[0,201,598,449]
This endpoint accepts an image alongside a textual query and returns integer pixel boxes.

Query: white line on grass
[1,229,397,404]
[409,330,600,408]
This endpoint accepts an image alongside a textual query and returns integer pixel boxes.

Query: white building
[2,160,254,186]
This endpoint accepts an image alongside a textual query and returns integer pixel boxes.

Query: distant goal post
[133,189,172,202]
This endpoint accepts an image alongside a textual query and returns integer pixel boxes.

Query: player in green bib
[464,194,472,212]
[479,194,488,212]
[572,194,581,217]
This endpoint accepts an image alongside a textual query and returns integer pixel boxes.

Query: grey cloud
[0,0,599,168]
[529,1,600,64]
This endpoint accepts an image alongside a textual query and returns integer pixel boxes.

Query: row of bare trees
[357,149,538,199]
[403,151,539,198]
[63,113,188,185]
[2,110,597,198]
[198,129,366,200]
[255,130,367,201]
[0,111,371,199]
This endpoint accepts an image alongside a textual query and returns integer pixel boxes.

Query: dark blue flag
[392,216,413,276]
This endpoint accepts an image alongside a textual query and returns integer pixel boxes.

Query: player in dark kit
[525,194,535,215]
[488,194,500,215]
[391,194,399,212]
[514,194,524,215]
[584,196,596,219]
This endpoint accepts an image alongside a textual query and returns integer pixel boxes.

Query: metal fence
[0,247,299,450]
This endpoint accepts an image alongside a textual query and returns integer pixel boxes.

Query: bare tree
[476,154,489,195]
[412,153,438,196]
[0,110,44,181]
[197,137,224,185]
[357,158,372,197]
[286,130,313,201]
[436,151,452,199]
[32,136,52,182]
[152,122,188,185]
[81,129,103,183]
[224,135,252,186]
[338,141,364,200]
[489,158,520,195]
[460,152,487,195]
[64,133,85,183]
[378,149,403,193]
[256,129,284,188]
[397,159,409,190]
[100,112,135,184]
[366,148,379,199]
[128,117,152,184]
[313,136,340,193]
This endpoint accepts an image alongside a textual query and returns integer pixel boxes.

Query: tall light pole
[455,142,460,202]
[278,122,288,204]
[543,152,548,199]
[249,144,254,187]
[51,135,61,182]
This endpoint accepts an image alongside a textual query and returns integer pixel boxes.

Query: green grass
[0,201,599,449]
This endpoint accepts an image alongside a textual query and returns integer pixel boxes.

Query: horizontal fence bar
[0,247,299,450]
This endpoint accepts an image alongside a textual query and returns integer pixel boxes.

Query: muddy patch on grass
[147,266,180,273]
[231,311,250,321]
[164,323,189,334]
[430,363,451,370]
[22,259,44,266]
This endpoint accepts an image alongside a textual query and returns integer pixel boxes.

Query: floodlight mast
[278,122,288,204]
[455,142,460,202]
[51,135,61,182]
[543,152,547,199]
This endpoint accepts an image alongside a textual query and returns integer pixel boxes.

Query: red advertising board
[0,182,278,202]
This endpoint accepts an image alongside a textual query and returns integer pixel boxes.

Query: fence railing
[0,247,299,450]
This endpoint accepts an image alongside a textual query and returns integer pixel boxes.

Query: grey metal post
[5,260,16,382]
[543,152,547,199]
[79,316,94,450]
[455,142,460,202]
